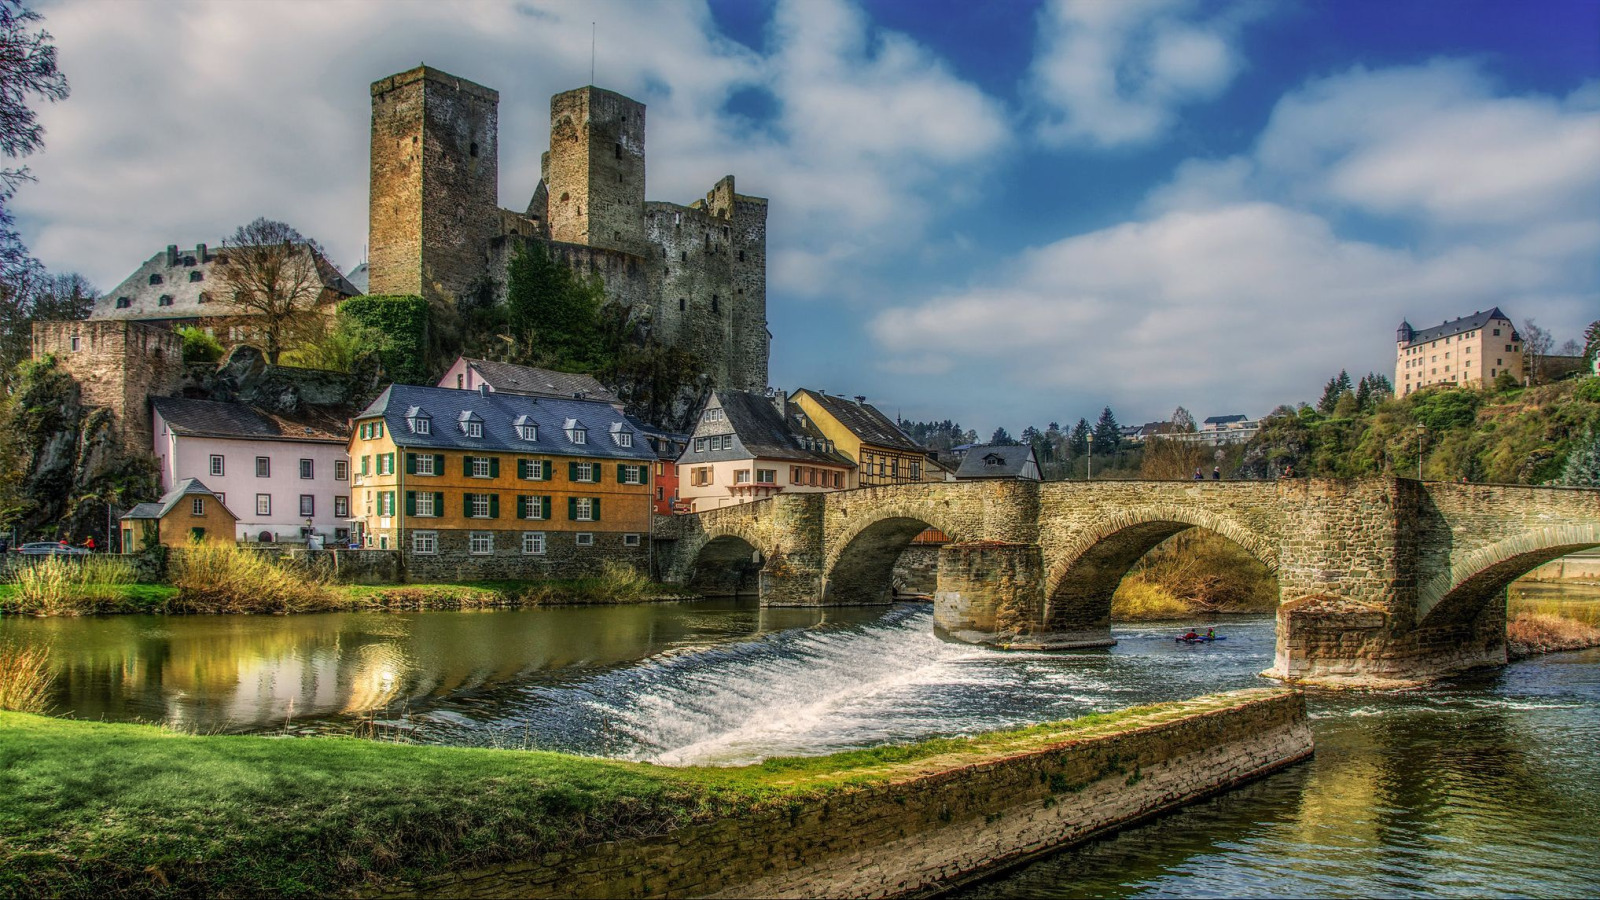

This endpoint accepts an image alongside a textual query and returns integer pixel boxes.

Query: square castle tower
[368,65,769,392]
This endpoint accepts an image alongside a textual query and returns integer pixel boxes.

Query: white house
[151,398,352,544]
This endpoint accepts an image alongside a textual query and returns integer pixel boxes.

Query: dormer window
[459,410,484,438]
[610,423,632,447]
[149,273,163,285]
[564,418,587,445]
[407,410,431,435]
[115,297,131,308]
[514,415,538,442]
[189,271,203,282]
[157,295,173,307]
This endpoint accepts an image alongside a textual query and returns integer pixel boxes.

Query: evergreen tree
[1318,369,1353,414]
[1560,427,1600,487]
[503,240,607,371]
[1093,406,1122,453]
[989,426,1015,446]
[1069,418,1090,457]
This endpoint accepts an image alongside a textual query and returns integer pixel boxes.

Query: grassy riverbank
[0,550,687,617]
[1112,530,1279,619]
[0,692,1271,897]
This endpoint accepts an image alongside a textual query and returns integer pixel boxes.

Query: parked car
[16,542,91,557]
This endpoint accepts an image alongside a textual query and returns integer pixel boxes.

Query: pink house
[151,398,352,544]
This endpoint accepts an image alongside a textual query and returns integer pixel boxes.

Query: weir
[382,688,1314,900]
[656,478,1600,687]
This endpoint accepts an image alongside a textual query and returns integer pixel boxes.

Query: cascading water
[417,605,1279,765]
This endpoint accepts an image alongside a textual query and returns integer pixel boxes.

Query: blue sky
[15,0,1600,434]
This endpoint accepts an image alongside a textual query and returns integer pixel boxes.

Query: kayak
[1175,636,1226,643]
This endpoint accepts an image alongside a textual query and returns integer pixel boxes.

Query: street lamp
[1086,432,1094,481]
[1415,425,1426,481]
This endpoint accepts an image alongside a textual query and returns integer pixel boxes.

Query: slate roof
[354,384,655,461]
[793,389,923,453]
[1203,414,1248,426]
[92,242,359,322]
[1404,307,1517,346]
[121,478,234,520]
[685,390,854,467]
[954,444,1039,480]
[152,398,348,444]
[458,358,617,402]
[625,415,688,461]
[346,262,369,294]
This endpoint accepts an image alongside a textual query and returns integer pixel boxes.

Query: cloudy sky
[13,0,1600,433]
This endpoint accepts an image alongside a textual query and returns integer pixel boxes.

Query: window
[519,459,549,480]
[833,472,843,488]
[334,528,349,543]
[518,495,550,519]
[575,497,596,521]
[191,497,205,516]
[334,496,349,518]
[415,492,436,516]
[70,335,80,352]
[360,456,370,477]
[149,273,163,285]
[467,421,482,438]
[691,467,713,486]
[470,494,491,518]
[472,457,492,478]
[756,468,776,484]
[377,453,394,476]
[735,469,751,484]
[413,531,437,554]
[209,454,224,476]
[911,461,921,479]
[189,271,203,282]
[620,464,643,485]
[412,417,431,435]
[415,454,436,476]
[575,462,594,482]
[575,532,595,547]
[711,296,720,314]
[678,297,686,311]
[469,532,494,555]
[616,431,633,448]
[695,437,707,452]
[334,460,347,481]
[516,423,537,441]
[300,459,314,479]
[256,494,271,516]
[115,296,131,308]
[570,427,587,445]
[378,492,395,516]
[705,409,725,422]
[522,532,546,555]
[299,495,314,517]
[158,295,173,307]
[624,534,641,547]
[791,466,801,482]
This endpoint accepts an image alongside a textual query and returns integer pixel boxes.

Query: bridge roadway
[653,478,1600,687]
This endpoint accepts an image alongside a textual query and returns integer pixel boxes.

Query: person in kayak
[1181,630,1200,641]
[1206,627,1215,640]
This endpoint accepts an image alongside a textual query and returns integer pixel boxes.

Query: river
[3,586,1598,897]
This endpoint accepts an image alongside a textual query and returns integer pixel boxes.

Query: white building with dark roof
[1396,307,1522,395]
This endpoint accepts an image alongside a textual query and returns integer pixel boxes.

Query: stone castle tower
[369,65,769,392]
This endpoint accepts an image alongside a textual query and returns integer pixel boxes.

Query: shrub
[339,295,431,384]
[177,326,224,365]
[170,542,334,614]
[1111,577,1192,620]
[0,644,54,713]
[6,555,138,615]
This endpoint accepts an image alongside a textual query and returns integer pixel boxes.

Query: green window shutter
[463,456,472,476]
[539,460,549,480]
[516,495,527,519]
[618,463,627,483]
[490,457,500,478]
[640,465,648,486]
[464,493,472,517]
[541,496,551,520]
[489,494,499,518]
[435,453,445,473]
[518,459,529,479]
[361,456,369,476]
[568,497,578,520]
[593,464,603,483]
[568,461,578,481]
[592,498,601,522]
[434,492,444,515]
[405,491,416,516]
[406,453,417,475]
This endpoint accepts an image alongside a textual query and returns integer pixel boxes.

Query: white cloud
[1027,0,1259,148]
[15,0,1008,300]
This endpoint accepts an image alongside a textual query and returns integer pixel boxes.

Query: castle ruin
[368,65,770,392]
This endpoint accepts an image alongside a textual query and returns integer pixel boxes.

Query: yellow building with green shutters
[348,384,655,579]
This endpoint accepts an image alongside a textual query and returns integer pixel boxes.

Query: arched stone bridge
[654,478,1600,687]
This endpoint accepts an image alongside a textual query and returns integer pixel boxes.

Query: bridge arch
[1042,505,1279,634]
[680,524,767,597]
[1416,524,1600,629]
[822,502,974,606]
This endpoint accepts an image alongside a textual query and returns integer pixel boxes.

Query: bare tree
[215,218,331,364]
[1171,406,1197,433]
[31,271,95,320]
[1558,338,1583,357]
[1522,319,1553,385]
[0,1,68,281]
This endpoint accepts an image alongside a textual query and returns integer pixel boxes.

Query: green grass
[0,582,177,615]
[0,690,1282,896]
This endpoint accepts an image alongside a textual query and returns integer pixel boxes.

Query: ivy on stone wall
[340,295,431,386]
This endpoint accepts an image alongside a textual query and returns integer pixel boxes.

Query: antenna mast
[591,22,596,85]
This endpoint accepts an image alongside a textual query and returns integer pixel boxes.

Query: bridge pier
[933,542,1111,650]
[1270,591,1510,687]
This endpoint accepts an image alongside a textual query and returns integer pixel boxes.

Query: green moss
[0,691,1282,896]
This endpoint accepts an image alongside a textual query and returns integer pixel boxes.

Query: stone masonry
[656,478,1600,686]
[369,67,769,392]
[31,320,185,449]
[381,689,1312,899]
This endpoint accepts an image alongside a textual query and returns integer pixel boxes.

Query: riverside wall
[383,688,1311,899]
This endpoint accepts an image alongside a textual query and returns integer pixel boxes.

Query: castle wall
[370,67,499,305]
[31,320,184,451]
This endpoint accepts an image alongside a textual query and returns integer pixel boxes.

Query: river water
[4,589,1598,897]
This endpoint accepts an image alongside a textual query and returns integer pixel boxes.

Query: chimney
[854,395,866,406]
[196,243,208,263]
[166,244,179,267]
[771,389,787,416]
[478,384,491,398]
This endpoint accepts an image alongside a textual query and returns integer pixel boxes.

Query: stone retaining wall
[383,688,1311,899]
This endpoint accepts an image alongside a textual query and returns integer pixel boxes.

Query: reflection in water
[0,600,883,732]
